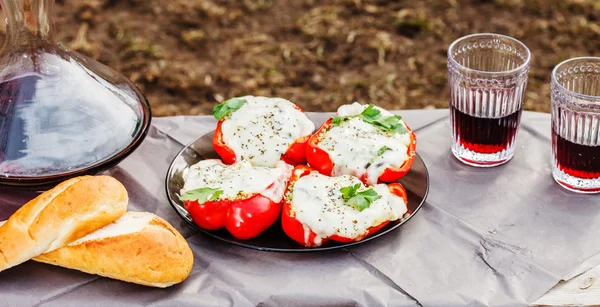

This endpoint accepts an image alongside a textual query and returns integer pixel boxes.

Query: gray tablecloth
[1,110,600,307]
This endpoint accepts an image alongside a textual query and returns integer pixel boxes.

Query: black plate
[165,130,429,252]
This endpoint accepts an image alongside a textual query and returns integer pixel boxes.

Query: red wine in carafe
[0,57,142,178]
[0,75,38,165]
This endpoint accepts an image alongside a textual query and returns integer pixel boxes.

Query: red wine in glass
[552,128,600,180]
[447,34,530,167]
[451,106,522,154]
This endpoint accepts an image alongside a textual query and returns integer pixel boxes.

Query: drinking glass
[447,33,531,167]
[551,57,600,193]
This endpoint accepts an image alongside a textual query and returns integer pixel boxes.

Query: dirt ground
[4,0,600,116]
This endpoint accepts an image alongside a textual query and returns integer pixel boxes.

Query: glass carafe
[0,0,151,186]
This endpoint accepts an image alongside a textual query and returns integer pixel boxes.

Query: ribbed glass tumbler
[551,57,600,193]
[447,33,531,167]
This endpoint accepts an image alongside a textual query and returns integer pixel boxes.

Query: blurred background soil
[2,0,600,116]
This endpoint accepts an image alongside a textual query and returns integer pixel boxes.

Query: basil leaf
[331,115,344,126]
[330,104,408,135]
[364,114,409,134]
[213,98,247,120]
[377,145,388,156]
[357,188,381,200]
[340,184,381,211]
[361,104,381,120]
[227,98,246,109]
[340,183,361,201]
[211,190,224,200]
[393,122,409,134]
[374,115,400,129]
[347,195,370,211]
[213,103,230,120]
[346,188,381,211]
[180,187,224,203]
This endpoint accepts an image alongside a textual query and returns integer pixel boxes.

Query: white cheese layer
[221,96,315,167]
[291,172,407,242]
[318,102,412,185]
[181,159,293,203]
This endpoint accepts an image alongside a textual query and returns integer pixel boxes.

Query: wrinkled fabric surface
[1,110,599,307]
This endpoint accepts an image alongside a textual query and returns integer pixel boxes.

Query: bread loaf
[0,175,128,272]
[33,212,194,288]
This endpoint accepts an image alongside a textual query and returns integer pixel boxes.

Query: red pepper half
[184,191,281,240]
[213,120,237,165]
[212,105,312,166]
[281,165,408,247]
[306,118,417,184]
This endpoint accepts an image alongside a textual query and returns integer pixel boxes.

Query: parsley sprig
[331,104,408,134]
[340,183,382,212]
[213,98,246,120]
[180,187,224,203]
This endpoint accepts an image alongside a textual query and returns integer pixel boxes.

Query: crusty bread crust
[33,212,194,288]
[0,176,128,272]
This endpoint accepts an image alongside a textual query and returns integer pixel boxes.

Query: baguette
[33,212,194,288]
[0,176,128,272]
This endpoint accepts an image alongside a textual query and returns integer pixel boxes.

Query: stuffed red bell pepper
[212,95,315,167]
[282,165,408,247]
[306,102,416,185]
[179,159,293,240]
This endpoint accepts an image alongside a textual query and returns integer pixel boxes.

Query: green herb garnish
[329,104,408,134]
[213,98,246,120]
[180,187,224,203]
[340,183,382,211]
[373,115,407,133]
[286,185,294,201]
[340,183,361,200]
[331,115,344,126]
[377,145,388,156]
[359,104,407,134]
[361,104,382,119]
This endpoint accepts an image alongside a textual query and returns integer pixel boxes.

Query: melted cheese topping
[291,172,407,243]
[181,159,293,203]
[221,96,315,167]
[318,102,412,185]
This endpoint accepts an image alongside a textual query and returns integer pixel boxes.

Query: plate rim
[165,130,429,252]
